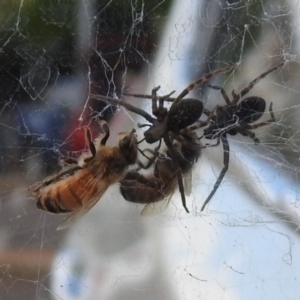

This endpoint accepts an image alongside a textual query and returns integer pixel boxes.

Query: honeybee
[28,119,138,230]
[120,132,200,215]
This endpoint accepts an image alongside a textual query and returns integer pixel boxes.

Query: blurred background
[0,0,300,299]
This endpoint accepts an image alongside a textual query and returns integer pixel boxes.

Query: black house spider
[187,62,284,211]
[90,65,235,213]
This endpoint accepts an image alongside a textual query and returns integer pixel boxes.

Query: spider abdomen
[236,96,266,123]
[167,98,203,132]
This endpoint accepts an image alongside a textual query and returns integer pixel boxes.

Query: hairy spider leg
[122,89,176,130]
[122,65,236,106]
[122,92,176,103]
[207,63,284,107]
[159,90,176,111]
[140,88,175,124]
[231,63,284,105]
[180,105,218,133]
[172,64,236,106]
[201,135,229,211]
[151,86,161,116]
[89,94,155,123]
[238,102,276,145]
[164,134,189,213]
[245,102,275,130]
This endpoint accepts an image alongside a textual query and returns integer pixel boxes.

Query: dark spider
[90,65,235,213]
[185,62,284,211]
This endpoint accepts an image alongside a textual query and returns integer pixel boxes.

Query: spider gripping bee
[28,119,138,230]
[90,65,235,213]
[120,132,201,215]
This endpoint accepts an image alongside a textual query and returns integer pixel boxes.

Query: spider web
[0,0,300,299]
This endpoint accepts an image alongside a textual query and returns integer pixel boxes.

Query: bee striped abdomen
[36,170,101,214]
[37,195,72,213]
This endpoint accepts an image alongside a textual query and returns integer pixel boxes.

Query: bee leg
[138,149,153,162]
[59,156,78,167]
[153,160,164,191]
[84,126,96,157]
[136,157,156,170]
[95,118,110,145]
[136,139,162,170]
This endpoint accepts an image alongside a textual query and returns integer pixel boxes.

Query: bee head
[118,129,138,164]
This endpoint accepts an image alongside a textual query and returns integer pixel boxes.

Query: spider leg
[90,94,154,123]
[207,84,231,105]
[201,137,221,148]
[203,108,212,117]
[244,129,260,144]
[122,92,176,103]
[151,86,160,115]
[122,88,175,122]
[240,102,275,145]
[173,64,236,105]
[231,63,284,105]
[201,135,229,211]
[236,125,260,144]
[164,134,189,213]
[159,90,176,111]
[138,123,151,129]
[170,132,201,150]
[246,102,275,130]
[180,105,218,133]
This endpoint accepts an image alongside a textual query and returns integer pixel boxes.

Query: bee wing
[57,183,109,231]
[183,169,193,197]
[141,190,175,217]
